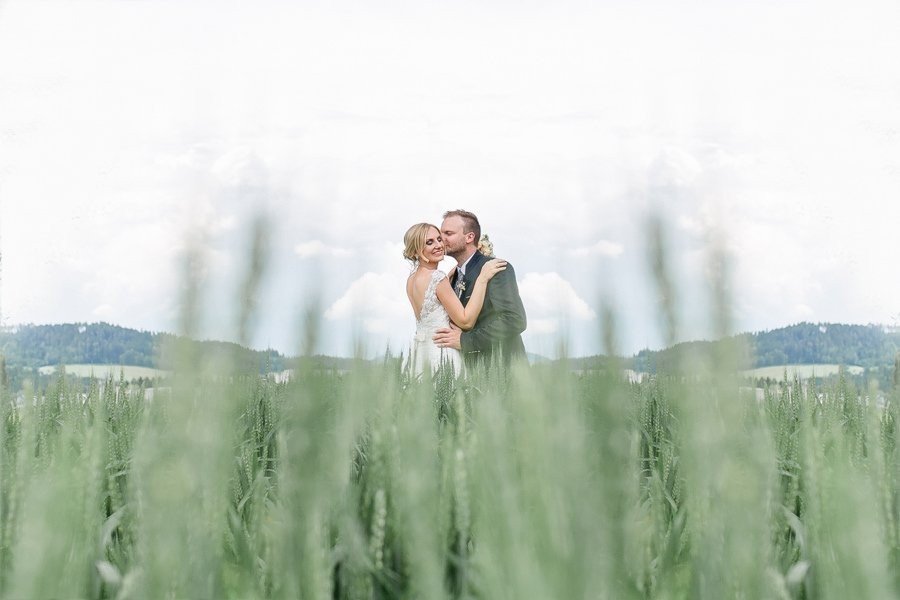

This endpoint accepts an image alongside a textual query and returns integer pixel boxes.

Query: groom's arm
[460,263,526,355]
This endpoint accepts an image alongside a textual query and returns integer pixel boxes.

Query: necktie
[454,268,464,297]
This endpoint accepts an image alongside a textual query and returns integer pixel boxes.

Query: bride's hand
[477,259,507,283]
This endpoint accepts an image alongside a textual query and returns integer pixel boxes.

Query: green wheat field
[3,343,898,599]
[1,226,898,600]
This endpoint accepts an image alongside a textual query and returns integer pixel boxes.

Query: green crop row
[0,350,898,599]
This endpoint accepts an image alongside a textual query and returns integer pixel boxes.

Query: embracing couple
[403,209,527,377]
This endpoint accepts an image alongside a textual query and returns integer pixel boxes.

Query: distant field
[741,364,864,380]
[37,364,171,380]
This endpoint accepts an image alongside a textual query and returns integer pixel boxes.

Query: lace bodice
[415,270,451,340]
[407,269,461,377]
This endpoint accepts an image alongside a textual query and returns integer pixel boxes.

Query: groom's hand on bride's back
[433,325,462,350]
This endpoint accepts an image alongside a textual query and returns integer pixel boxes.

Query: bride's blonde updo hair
[403,223,439,266]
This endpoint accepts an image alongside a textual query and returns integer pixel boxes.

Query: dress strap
[425,269,446,299]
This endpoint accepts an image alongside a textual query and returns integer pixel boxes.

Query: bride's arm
[434,260,507,330]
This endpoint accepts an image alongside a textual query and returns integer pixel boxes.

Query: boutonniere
[455,278,466,298]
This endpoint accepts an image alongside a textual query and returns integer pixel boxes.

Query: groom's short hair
[443,209,481,243]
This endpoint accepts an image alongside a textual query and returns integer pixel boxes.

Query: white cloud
[797,304,816,319]
[211,148,269,189]
[518,272,595,335]
[649,147,703,189]
[325,272,410,332]
[570,240,624,258]
[676,215,705,236]
[294,240,353,259]
[92,304,113,318]
[529,319,560,335]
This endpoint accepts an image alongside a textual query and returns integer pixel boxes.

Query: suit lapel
[451,269,463,298]
[460,251,486,305]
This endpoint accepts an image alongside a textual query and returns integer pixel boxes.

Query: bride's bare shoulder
[407,270,425,292]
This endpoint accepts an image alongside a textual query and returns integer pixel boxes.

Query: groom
[433,209,527,367]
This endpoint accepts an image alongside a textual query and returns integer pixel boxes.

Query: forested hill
[3,321,899,379]
[629,322,900,373]
[0,322,289,373]
[748,322,897,367]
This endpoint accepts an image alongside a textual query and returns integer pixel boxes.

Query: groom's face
[441,216,471,258]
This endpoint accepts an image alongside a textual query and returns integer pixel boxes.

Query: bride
[403,223,506,377]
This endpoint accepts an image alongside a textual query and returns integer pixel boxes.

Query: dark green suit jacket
[451,251,527,367]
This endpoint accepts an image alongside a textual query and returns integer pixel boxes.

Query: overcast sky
[1,0,899,358]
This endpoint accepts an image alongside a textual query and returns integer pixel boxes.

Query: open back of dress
[406,269,463,377]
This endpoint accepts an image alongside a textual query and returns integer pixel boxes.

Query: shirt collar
[457,251,477,276]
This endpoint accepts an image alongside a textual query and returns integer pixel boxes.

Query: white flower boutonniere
[456,278,467,298]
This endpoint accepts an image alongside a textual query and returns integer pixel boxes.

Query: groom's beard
[444,243,467,260]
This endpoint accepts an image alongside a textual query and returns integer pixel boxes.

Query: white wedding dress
[406,269,463,378]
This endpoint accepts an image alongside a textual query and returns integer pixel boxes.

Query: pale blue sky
[1,0,899,358]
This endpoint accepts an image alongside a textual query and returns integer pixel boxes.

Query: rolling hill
[1,321,898,390]
[627,322,900,373]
